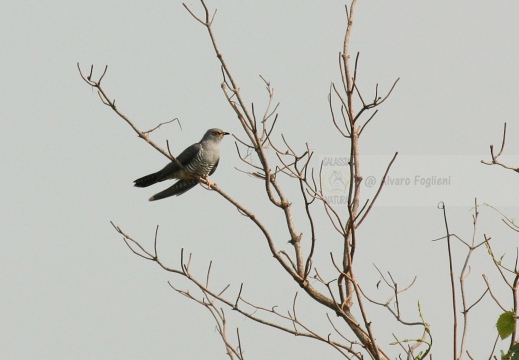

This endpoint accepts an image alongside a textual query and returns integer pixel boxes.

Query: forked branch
[481,122,519,173]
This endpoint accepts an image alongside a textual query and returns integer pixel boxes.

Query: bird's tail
[149,179,199,201]
[134,172,159,188]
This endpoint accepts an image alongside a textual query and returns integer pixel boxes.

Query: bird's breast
[182,148,219,178]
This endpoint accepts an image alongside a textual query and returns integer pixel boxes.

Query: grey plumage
[134,128,229,201]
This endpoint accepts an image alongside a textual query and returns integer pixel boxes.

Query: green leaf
[497,311,517,340]
[511,343,519,360]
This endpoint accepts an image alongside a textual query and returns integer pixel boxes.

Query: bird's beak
[223,132,230,136]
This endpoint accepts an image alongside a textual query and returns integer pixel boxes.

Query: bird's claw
[200,177,212,188]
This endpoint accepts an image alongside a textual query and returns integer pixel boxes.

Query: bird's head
[203,128,230,143]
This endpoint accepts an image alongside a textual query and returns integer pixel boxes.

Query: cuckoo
[134,128,229,201]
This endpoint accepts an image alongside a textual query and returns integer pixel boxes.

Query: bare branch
[438,201,458,358]
[356,152,398,227]
[77,63,178,162]
[143,118,182,135]
[481,122,519,172]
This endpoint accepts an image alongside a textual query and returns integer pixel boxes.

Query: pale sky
[2,1,519,359]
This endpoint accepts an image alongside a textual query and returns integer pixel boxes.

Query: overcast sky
[2,1,519,359]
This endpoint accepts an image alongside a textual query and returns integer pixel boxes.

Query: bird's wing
[176,143,202,166]
[148,179,199,201]
[208,159,219,176]
[155,143,202,181]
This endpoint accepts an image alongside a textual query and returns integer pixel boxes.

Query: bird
[134,128,229,201]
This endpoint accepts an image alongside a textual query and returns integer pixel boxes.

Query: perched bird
[134,128,229,201]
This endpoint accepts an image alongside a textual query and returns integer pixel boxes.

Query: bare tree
[79,1,519,359]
